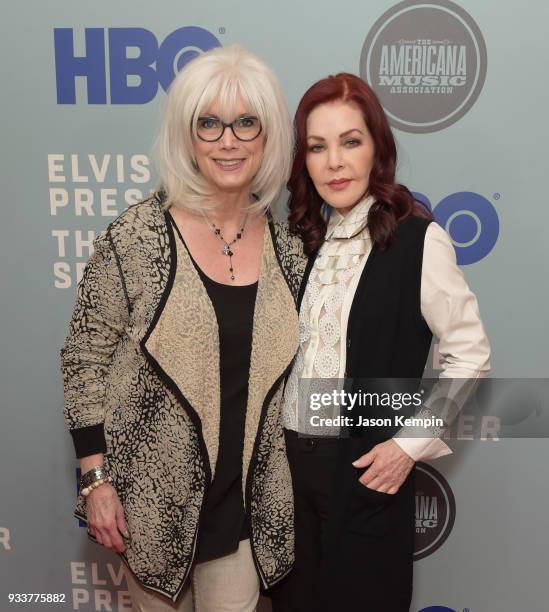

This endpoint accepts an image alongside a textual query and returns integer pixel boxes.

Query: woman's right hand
[86,483,129,553]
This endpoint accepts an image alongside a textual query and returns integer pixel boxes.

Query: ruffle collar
[314,195,374,285]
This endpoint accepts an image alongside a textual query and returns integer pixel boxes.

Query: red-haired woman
[270,74,491,611]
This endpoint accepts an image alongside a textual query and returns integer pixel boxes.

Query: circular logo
[433,192,499,265]
[157,27,222,92]
[419,607,456,612]
[412,191,500,265]
[414,463,456,560]
[360,0,487,133]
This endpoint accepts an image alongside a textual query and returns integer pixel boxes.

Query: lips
[213,158,246,172]
[327,178,351,191]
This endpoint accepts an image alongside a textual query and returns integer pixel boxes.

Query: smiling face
[192,91,265,197]
[305,100,375,214]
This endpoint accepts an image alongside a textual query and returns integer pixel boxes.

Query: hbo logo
[54,27,221,104]
[414,191,500,265]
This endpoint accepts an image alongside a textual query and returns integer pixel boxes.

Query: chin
[214,179,249,192]
[211,171,253,190]
[324,197,357,210]
[323,191,366,210]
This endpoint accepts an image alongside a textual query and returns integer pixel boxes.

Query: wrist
[79,464,113,497]
[79,453,104,473]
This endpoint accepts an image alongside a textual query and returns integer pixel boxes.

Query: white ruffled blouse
[281,195,491,461]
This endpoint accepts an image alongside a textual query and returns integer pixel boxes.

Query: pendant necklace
[203,212,248,281]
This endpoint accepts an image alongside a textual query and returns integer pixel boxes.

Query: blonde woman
[61,45,306,611]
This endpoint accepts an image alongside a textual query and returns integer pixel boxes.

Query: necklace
[203,212,248,281]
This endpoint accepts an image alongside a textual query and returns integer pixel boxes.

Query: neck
[336,205,353,217]
[207,189,254,224]
[332,193,372,219]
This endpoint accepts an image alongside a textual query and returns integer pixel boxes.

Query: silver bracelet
[80,465,112,496]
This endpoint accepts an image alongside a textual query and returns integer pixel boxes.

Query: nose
[219,125,238,149]
[327,146,343,171]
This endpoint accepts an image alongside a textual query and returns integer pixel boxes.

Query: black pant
[269,430,414,612]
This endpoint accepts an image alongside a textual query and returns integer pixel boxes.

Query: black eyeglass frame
[195,115,263,142]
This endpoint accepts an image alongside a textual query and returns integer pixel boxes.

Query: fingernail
[352,460,359,466]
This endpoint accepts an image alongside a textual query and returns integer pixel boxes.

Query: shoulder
[395,214,432,238]
[386,214,433,253]
[104,191,168,251]
[424,220,453,246]
[270,216,307,270]
[269,214,308,302]
[271,217,304,255]
[423,221,457,263]
[396,215,455,253]
[107,191,166,237]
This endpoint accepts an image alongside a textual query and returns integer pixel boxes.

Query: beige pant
[125,539,260,612]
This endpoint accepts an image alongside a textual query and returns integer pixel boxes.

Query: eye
[345,139,361,147]
[307,144,325,153]
[198,117,220,129]
[235,116,257,128]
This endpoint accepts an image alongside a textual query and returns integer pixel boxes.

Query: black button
[347,338,351,349]
[306,439,316,449]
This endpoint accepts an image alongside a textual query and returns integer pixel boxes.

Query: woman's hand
[86,483,129,553]
[352,439,414,494]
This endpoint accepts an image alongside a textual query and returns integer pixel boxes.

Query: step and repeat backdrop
[1,1,548,611]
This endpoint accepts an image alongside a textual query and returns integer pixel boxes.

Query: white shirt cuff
[393,436,453,461]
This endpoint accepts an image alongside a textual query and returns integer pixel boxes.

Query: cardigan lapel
[142,213,299,489]
[242,221,299,494]
[142,216,221,480]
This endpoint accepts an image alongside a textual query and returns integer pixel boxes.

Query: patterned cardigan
[60,192,306,601]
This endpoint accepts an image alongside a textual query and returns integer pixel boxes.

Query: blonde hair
[154,44,293,214]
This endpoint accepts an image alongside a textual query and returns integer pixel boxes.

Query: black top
[169,215,258,562]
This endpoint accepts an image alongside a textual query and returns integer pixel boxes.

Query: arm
[61,230,130,551]
[393,222,491,460]
[61,230,129,458]
[355,223,491,493]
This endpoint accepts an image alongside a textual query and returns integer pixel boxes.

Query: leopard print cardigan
[61,191,307,601]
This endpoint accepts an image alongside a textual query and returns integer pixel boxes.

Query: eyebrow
[307,128,364,141]
[198,113,257,119]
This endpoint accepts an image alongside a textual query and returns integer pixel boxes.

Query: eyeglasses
[196,115,262,142]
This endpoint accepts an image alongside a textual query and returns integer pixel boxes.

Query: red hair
[288,73,432,254]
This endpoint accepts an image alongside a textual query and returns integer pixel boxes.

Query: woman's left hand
[352,440,414,494]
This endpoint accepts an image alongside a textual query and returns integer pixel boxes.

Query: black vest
[298,215,434,442]
[299,216,433,373]
[346,215,433,379]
